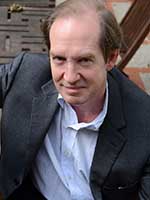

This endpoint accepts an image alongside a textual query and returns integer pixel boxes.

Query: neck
[72,95,105,123]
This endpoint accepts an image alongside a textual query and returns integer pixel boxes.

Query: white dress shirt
[32,84,108,200]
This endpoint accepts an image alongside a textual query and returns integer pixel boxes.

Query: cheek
[51,66,63,82]
[90,69,107,88]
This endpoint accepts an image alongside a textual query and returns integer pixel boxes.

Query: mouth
[63,85,85,94]
[65,86,82,89]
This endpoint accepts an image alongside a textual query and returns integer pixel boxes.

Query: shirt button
[64,150,70,157]
[68,175,72,180]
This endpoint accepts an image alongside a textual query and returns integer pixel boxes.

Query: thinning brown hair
[41,0,123,62]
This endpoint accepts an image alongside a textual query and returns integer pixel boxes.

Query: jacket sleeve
[0,52,26,108]
[0,52,26,197]
[139,155,150,199]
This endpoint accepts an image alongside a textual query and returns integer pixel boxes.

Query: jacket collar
[41,80,58,96]
[106,72,126,129]
[90,72,126,198]
[28,80,59,163]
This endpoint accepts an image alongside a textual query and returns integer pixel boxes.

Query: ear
[106,50,119,71]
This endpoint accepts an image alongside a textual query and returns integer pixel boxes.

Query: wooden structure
[0,0,55,64]
[117,0,150,70]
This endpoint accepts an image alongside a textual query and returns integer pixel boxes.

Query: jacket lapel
[90,72,126,198]
[28,80,59,162]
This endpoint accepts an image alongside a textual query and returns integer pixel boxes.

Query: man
[0,0,150,199]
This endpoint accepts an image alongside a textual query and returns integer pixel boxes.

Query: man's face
[49,14,112,108]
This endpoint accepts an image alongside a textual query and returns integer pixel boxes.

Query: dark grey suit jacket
[0,52,150,200]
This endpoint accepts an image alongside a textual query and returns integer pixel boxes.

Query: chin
[64,96,83,106]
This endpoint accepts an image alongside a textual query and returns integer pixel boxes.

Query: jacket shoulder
[1,52,51,104]
[108,68,150,121]
[108,68,150,100]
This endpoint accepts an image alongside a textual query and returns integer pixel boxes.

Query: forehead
[49,13,101,50]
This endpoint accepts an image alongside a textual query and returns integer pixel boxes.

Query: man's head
[41,0,123,63]
[41,0,123,112]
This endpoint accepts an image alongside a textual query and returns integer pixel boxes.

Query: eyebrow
[50,51,95,60]
[76,54,95,60]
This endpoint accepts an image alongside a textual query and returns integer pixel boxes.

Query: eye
[51,56,66,65]
[78,57,93,66]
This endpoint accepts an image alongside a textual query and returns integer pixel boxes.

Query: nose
[63,62,80,84]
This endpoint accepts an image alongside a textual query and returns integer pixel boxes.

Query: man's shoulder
[13,52,49,67]
[4,52,52,95]
[108,67,150,116]
[22,52,49,62]
[108,67,149,99]
[12,52,51,80]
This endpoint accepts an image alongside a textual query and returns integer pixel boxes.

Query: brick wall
[0,0,55,64]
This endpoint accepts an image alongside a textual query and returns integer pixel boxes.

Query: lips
[62,82,85,89]
[65,86,82,89]
[62,84,85,94]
